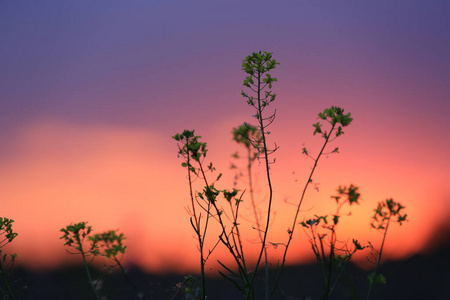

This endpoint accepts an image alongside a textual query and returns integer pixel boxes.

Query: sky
[0,1,449,274]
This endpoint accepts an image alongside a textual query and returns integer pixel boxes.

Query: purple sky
[2,1,449,136]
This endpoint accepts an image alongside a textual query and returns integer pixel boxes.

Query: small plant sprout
[60,222,101,300]
[0,217,18,300]
[366,199,408,300]
[300,185,366,300]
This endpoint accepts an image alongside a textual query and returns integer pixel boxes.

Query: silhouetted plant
[174,129,257,298]
[173,129,217,300]
[60,222,101,300]
[300,185,366,300]
[174,51,281,300]
[0,217,18,300]
[269,106,353,298]
[301,192,409,300]
[231,123,272,290]
[61,223,145,300]
[173,51,410,300]
[232,51,280,299]
[174,53,355,300]
[89,230,146,299]
[366,198,408,300]
[240,54,279,294]
[0,50,411,299]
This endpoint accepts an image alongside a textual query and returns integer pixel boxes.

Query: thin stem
[231,198,248,271]
[269,125,336,298]
[185,136,213,300]
[76,235,101,300]
[366,218,390,300]
[324,230,336,300]
[114,257,144,298]
[248,68,275,300]
[198,162,252,293]
[329,259,350,298]
[247,144,270,300]
[0,259,15,300]
[187,142,206,300]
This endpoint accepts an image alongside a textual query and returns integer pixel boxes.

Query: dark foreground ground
[4,242,449,300]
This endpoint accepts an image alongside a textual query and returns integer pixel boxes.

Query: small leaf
[313,122,322,135]
[333,215,339,225]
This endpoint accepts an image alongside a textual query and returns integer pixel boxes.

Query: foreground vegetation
[1,51,407,300]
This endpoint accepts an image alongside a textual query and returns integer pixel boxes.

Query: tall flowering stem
[173,130,213,300]
[241,51,279,299]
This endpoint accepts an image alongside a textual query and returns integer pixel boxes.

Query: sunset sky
[1,1,449,274]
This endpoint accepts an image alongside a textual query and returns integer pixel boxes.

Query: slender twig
[113,257,143,297]
[75,234,101,300]
[269,125,336,298]
[248,64,276,300]
[186,138,210,300]
[198,161,252,293]
[366,218,390,300]
[0,258,15,300]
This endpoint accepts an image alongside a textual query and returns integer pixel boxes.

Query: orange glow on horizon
[1,117,448,274]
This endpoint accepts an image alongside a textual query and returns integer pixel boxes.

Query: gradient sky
[1,1,449,273]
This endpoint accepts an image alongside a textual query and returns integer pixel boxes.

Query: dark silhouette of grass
[9,238,449,300]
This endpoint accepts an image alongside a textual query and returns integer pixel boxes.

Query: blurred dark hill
[5,237,450,300]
